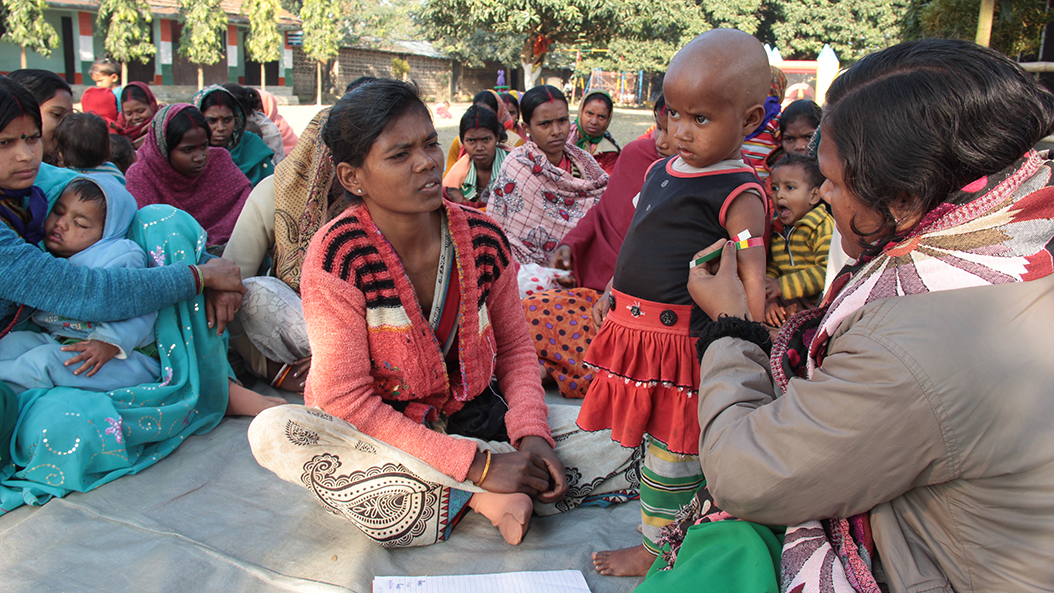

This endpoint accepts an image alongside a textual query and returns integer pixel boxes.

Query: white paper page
[372,569,591,593]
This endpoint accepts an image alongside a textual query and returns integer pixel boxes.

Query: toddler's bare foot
[226,382,285,416]
[468,491,533,545]
[592,545,656,576]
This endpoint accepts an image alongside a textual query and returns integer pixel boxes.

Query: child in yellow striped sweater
[765,153,833,326]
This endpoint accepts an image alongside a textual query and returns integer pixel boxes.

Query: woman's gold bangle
[474,449,492,487]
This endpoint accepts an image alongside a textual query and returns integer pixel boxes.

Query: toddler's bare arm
[724,191,768,322]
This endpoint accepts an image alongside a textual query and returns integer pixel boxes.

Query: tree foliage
[420,0,630,68]
[1,0,59,57]
[178,0,228,65]
[299,0,342,63]
[770,0,912,61]
[97,0,154,66]
[349,0,422,40]
[901,0,1050,57]
[245,0,283,64]
[431,29,523,68]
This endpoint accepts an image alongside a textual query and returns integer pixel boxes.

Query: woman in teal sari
[0,74,280,512]
[192,85,274,188]
[0,204,233,510]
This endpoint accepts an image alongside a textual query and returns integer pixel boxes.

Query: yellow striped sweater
[767,206,834,301]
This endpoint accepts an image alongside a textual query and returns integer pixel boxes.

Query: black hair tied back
[823,38,1054,245]
[323,78,428,168]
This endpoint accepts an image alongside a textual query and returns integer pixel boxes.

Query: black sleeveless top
[613,157,762,333]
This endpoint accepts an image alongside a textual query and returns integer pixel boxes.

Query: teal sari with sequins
[0,205,229,512]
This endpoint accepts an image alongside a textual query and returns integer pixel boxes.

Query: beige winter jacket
[698,276,1054,593]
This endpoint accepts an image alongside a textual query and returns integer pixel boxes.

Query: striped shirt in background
[767,206,834,301]
[741,118,781,182]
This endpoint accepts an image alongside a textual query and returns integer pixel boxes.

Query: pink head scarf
[125,103,251,246]
[258,89,299,156]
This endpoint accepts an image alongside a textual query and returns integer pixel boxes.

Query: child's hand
[592,280,614,328]
[765,301,787,327]
[61,340,120,377]
[765,278,782,301]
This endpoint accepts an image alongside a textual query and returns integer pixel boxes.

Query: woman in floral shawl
[636,39,1054,593]
[489,85,609,266]
[192,85,274,187]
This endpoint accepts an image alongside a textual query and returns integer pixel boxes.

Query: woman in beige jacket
[640,40,1054,593]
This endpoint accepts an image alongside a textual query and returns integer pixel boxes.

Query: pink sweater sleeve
[300,245,479,482]
[488,256,554,449]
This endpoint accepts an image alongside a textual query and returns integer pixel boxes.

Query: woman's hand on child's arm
[687,240,751,321]
[519,435,569,502]
[61,339,120,377]
[591,279,614,328]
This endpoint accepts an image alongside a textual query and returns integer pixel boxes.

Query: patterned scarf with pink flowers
[771,149,1054,592]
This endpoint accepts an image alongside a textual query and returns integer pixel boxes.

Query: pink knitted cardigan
[301,200,553,482]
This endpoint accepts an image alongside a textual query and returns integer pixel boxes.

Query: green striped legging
[640,436,705,554]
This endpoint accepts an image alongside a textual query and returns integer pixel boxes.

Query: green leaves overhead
[97,0,154,66]
[1,0,59,57]
[299,0,342,62]
[246,0,283,63]
[901,0,1051,57]
[177,0,228,65]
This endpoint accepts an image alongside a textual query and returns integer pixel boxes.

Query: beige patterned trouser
[248,404,641,547]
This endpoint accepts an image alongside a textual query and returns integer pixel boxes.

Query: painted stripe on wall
[159,20,173,66]
[227,25,237,67]
[78,12,94,63]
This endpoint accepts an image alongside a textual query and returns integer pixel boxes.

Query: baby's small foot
[592,545,656,576]
[468,491,533,545]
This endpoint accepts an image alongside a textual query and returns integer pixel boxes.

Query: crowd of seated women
[3,35,1054,593]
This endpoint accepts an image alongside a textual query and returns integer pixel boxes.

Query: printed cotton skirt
[577,288,701,455]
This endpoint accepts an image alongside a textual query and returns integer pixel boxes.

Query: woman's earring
[357,189,363,194]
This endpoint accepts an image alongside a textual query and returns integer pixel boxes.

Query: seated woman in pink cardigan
[247,79,638,547]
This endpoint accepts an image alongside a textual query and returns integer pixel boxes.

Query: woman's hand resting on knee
[468,437,569,502]
[199,258,247,335]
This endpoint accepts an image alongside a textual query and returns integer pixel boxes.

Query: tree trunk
[976,0,996,46]
[198,66,204,90]
[522,58,543,90]
[20,46,26,69]
[121,62,128,87]
[316,61,322,106]
[261,62,266,93]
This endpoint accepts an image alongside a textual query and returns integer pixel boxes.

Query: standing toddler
[579,29,772,576]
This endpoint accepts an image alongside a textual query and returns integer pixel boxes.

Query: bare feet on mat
[226,382,285,416]
[469,491,534,545]
[592,545,656,576]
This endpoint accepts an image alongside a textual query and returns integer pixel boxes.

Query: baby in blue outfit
[0,175,159,392]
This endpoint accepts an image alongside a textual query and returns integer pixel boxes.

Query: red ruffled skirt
[577,289,701,455]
